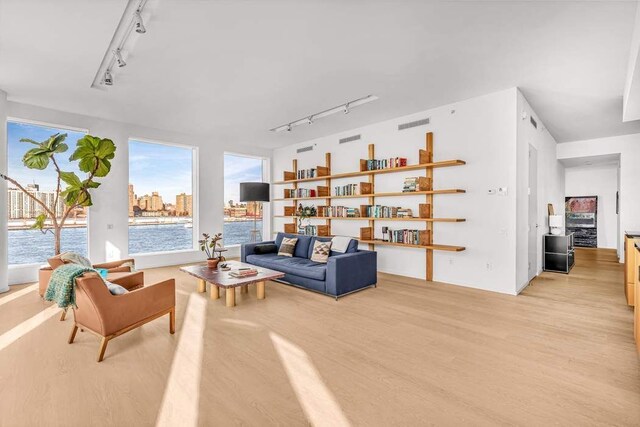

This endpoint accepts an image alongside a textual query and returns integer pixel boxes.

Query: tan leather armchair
[39,256,138,297]
[68,273,176,362]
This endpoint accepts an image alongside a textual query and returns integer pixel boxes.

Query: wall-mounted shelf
[272,132,466,280]
[274,215,465,222]
[274,159,466,185]
[272,189,466,201]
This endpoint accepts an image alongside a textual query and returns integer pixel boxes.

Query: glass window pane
[223,154,263,246]
[7,121,88,264]
[128,140,194,254]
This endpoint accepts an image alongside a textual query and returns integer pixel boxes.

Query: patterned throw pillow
[310,240,332,263]
[278,237,298,257]
[60,252,92,267]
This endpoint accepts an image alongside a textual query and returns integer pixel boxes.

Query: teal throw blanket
[44,264,97,309]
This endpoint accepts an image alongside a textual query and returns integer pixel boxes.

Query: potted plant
[296,204,316,234]
[0,133,116,255]
[199,232,223,268]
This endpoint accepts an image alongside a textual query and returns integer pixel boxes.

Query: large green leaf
[60,171,82,187]
[20,133,68,170]
[70,135,116,177]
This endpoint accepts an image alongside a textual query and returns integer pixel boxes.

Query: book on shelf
[284,188,317,198]
[359,205,401,218]
[386,229,429,245]
[319,206,360,218]
[362,157,408,171]
[297,168,317,179]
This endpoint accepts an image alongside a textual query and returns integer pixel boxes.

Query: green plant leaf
[70,135,116,177]
[30,213,48,230]
[60,171,82,187]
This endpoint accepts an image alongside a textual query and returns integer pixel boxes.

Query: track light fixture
[270,95,378,132]
[114,49,126,67]
[91,0,149,88]
[104,70,113,86]
[134,11,146,34]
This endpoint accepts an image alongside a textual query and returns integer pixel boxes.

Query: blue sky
[7,121,262,205]
[129,140,192,202]
[7,121,85,190]
[224,154,263,204]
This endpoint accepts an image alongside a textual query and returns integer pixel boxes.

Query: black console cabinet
[543,233,575,274]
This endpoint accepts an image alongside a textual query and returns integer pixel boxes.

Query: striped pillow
[278,237,298,257]
[310,240,331,263]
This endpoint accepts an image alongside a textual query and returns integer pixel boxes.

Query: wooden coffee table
[180,261,284,307]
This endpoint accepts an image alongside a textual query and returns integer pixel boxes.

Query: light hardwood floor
[0,248,638,426]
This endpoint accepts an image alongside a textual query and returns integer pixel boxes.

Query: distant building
[128,184,136,217]
[175,193,192,216]
[7,184,64,219]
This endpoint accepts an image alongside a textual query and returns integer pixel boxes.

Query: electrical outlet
[107,224,114,230]
[448,258,454,265]
[486,262,492,271]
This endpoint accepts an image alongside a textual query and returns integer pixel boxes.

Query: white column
[0,90,9,293]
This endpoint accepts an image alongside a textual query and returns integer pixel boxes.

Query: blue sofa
[241,233,377,298]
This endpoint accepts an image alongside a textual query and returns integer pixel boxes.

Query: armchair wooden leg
[59,309,67,321]
[68,325,78,344]
[97,337,110,363]
[169,308,176,334]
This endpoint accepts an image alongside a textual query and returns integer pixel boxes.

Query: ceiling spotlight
[344,102,350,114]
[114,49,126,67]
[286,124,292,132]
[134,11,146,34]
[104,70,113,86]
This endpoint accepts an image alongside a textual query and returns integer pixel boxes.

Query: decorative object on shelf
[200,232,224,268]
[240,182,270,242]
[219,262,231,271]
[382,226,389,242]
[296,204,317,232]
[0,133,116,256]
[549,215,563,235]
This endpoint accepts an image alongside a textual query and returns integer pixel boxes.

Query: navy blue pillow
[254,244,277,255]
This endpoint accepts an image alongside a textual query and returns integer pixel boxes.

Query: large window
[224,154,264,246]
[128,139,195,254]
[7,120,88,264]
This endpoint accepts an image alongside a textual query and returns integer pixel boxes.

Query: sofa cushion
[254,243,278,255]
[275,232,313,258]
[309,236,358,258]
[310,240,331,263]
[246,254,327,281]
[278,237,298,257]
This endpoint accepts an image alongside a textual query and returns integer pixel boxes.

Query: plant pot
[207,258,219,269]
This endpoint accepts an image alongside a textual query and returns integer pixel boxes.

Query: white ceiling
[1,0,640,148]
[560,153,621,168]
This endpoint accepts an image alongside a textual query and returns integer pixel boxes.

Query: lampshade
[239,182,270,202]
[549,215,563,227]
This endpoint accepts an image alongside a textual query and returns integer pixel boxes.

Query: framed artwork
[565,196,597,247]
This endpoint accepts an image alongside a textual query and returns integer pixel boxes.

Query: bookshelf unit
[272,132,465,280]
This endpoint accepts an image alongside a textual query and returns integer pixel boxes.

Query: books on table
[229,268,259,278]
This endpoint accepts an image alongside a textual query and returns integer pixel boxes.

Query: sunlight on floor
[156,293,207,427]
[0,284,38,308]
[270,332,351,427]
[0,304,59,352]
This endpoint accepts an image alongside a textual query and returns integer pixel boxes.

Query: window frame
[6,117,91,267]
[223,151,269,248]
[127,136,199,256]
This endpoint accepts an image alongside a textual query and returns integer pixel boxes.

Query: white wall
[274,88,522,294]
[565,164,619,249]
[515,91,565,292]
[557,134,640,260]
[0,91,8,293]
[4,101,272,285]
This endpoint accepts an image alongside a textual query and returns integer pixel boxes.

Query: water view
[8,220,263,265]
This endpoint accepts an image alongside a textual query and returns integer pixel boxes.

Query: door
[528,145,538,281]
